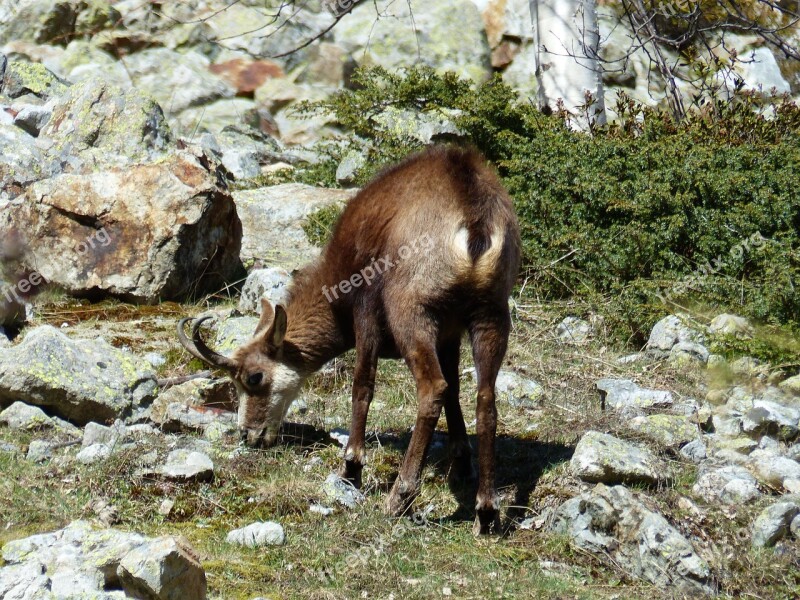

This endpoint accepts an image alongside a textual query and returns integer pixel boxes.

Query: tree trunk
[530,0,606,130]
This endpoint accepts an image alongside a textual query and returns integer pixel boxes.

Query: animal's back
[323,145,520,302]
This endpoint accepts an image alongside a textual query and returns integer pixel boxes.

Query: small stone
[117,536,206,599]
[76,443,113,465]
[680,438,707,463]
[570,431,666,485]
[82,421,126,449]
[778,374,800,397]
[731,356,765,378]
[750,455,800,490]
[157,450,215,482]
[309,503,333,516]
[322,473,365,509]
[238,267,292,315]
[628,414,698,447]
[693,465,761,504]
[709,314,754,339]
[556,316,591,344]
[751,501,800,547]
[26,440,53,462]
[646,314,704,352]
[596,379,673,411]
[226,521,285,547]
[790,514,800,538]
[669,341,710,364]
[0,401,54,430]
[143,352,167,368]
[158,499,175,516]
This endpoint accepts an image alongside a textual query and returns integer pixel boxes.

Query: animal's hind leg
[469,307,510,535]
[439,338,473,485]
[384,326,447,517]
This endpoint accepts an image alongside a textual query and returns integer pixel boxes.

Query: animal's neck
[281,267,346,374]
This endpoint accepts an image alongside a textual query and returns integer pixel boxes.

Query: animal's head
[177,300,303,448]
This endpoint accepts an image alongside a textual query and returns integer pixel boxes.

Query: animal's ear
[263,304,288,351]
[254,298,275,335]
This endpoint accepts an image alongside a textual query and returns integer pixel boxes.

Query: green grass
[1,297,799,598]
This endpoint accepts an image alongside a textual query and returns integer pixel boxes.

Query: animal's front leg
[339,326,378,488]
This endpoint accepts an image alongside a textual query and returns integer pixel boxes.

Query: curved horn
[176,317,236,371]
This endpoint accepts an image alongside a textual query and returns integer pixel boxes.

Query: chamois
[178,145,521,534]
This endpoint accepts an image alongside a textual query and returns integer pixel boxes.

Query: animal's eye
[246,373,263,387]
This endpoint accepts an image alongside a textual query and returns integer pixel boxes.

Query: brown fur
[193,145,521,534]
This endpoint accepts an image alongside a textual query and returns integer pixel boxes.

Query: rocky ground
[1,299,799,599]
[1,1,799,599]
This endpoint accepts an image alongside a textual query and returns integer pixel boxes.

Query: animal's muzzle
[240,428,276,448]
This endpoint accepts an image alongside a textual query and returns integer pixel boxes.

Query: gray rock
[680,437,708,463]
[157,449,214,482]
[751,501,800,547]
[596,378,673,411]
[333,0,491,82]
[741,400,800,441]
[469,369,543,409]
[709,313,754,338]
[627,414,698,447]
[322,472,365,509]
[213,126,288,181]
[731,356,765,378]
[712,413,743,436]
[0,122,53,199]
[76,442,112,465]
[213,316,259,357]
[749,455,800,490]
[556,316,591,344]
[779,374,800,397]
[646,314,704,352]
[234,183,355,271]
[550,484,713,594]
[123,47,234,116]
[0,441,19,453]
[82,420,126,448]
[226,522,285,547]
[117,535,207,600]
[0,326,157,425]
[335,150,367,185]
[26,439,53,462]
[791,514,800,539]
[12,100,54,136]
[693,465,761,504]
[41,77,172,170]
[2,148,243,302]
[239,267,292,315]
[570,431,666,485]
[372,106,465,144]
[669,341,710,364]
[0,401,54,430]
[0,58,69,100]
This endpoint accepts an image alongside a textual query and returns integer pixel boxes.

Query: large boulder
[234,183,355,271]
[41,76,173,171]
[0,54,69,100]
[333,0,492,83]
[0,122,54,200]
[0,325,157,425]
[1,148,243,302]
[550,484,714,595]
[0,520,206,599]
[570,431,667,485]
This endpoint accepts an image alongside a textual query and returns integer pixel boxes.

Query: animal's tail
[447,147,505,263]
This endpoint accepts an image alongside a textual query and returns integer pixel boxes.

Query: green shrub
[296,66,800,346]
